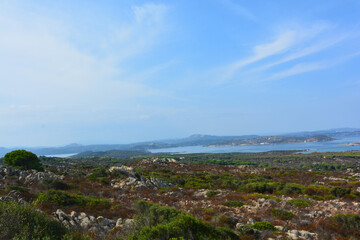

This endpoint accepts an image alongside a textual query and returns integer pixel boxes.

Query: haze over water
[150,136,360,154]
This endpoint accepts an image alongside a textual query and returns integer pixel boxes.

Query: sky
[1,0,360,147]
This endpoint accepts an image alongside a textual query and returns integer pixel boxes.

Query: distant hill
[208,135,335,146]
[71,150,152,158]
[283,128,360,137]
[0,128,359,157]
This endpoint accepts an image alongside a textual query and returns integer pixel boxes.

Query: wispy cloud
[216,22,358,84]
[266,51,360,81]
[219,0,256,21]
[217,30,297,83]
[267,62,327,81]
[0,2,170,126]
[251,34,348,72]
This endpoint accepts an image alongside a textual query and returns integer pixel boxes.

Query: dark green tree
[4,149,43,171]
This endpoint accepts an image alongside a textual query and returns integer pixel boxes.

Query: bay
[149,136,360,154]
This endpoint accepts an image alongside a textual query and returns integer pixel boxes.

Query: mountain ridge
[0,128,359,157]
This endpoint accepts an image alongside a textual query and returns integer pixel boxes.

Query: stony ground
[1,155,360,239]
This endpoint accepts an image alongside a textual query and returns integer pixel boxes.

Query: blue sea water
[44,153,78,158]
[149,136,360,154]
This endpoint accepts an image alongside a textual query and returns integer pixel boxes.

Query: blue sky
[1,0,360,147]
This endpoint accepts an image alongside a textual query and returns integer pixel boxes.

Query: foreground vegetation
[1,150,360,239]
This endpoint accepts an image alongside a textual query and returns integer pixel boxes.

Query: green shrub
[270,209,294,220]
[184,180,210,189]
[333,214,360,232]
[37,190,111,208]
[305,185,330,196]
[0,201,68,240]
[206,190,218,197]
[281,183,304,194]
[224,201,245,207]
[4,149,43,171]
[5,185,29,193]
[129,201,239,240]
[242,193,281,202]
[287,199,312,207]
[330,187,351,198]
[88,167,109,184]
[243,182,283,194]
[42,178,71,190]
[237,225,260,237]
[250,221,276,231]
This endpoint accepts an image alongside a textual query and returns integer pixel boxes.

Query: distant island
[1,128,359,157]
[207,135,335,147]
[346,142,360,146]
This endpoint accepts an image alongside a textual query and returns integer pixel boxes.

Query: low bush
[237,225,260,237]
[250,221,276,231]
[287,199,312,207]
[270,209,294,220]
[37,190,111,208]
[305,185,330,196]
[206,190,218,197]
[224,200,245,207]
[42,178,71,190]
[5,185,29,193]
[242,182,283,194]
[333,214,360,232]
[242,193,281,202]
[330,187,351,198]
[88,167,109,184]
[129,201,239,240]
[0,201,68,240]
[281,183,305,194]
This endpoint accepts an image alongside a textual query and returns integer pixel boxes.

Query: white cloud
[266,51,360,81]
[218,30,297,83]
[0,2,169,128]
[267,62,326,80]
[216,22,357,84]
[219,0,256,21]
[250,35,348,72]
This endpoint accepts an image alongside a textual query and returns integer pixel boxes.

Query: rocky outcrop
[53,209,134,237]
[286,229,317,240]
[0,167,63,184]
[0,190,26,204]
[140,157,177,165]
[109,166,172,189]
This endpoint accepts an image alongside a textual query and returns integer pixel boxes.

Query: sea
[149,136,360,154]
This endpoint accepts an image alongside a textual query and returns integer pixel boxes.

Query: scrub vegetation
[0,150,360,239]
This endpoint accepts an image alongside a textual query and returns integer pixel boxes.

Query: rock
[89,225,100,232]
[80,217,92,229]
[299,220,310,226]
[247,218,256,225]
[287,229,317,240]
[287,230,300,239]
[79,212,87,220]
[140,157,177,165]
[70,211,77,218]
[110,165,172,189]
[109,166,139,177]
[56,209,70,222]
[116,218,123,227]
[124,219,135,230]
[18,171,29,181]
[235,223,244,229]
[98,216,111,226]
[275,226,286,232]
[69,220,77,226]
